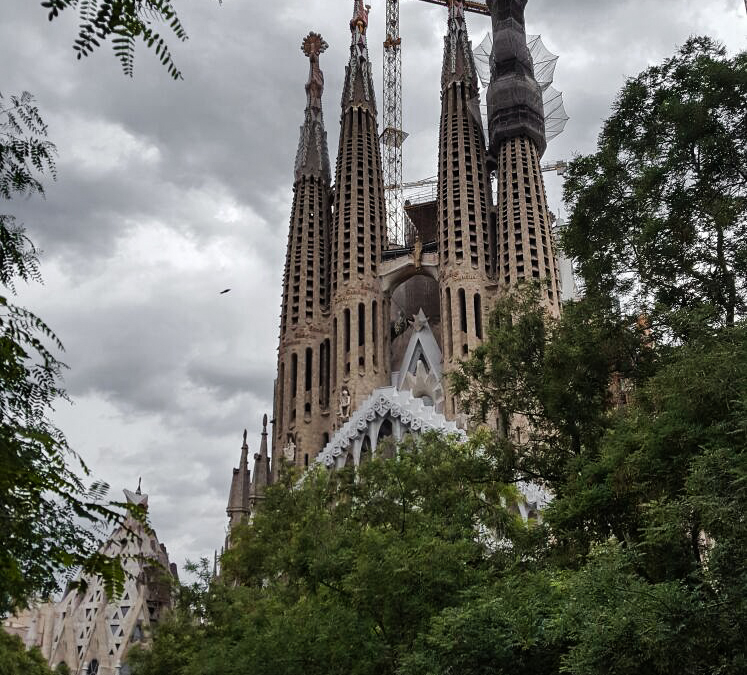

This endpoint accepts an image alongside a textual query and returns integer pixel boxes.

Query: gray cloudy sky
[1,0,745,572]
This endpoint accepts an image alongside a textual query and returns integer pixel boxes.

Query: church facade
[228,0,560,525]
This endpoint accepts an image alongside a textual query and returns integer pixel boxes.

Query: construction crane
[382,0,491,245]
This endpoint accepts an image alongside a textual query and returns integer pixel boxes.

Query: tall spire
[294,32,331,183]
[486,0,546,157]
[250,414,271,500]
[274,31,335,473]
[441,0,479,93]
[436,1,495,420]
[342,1,376,110]
[226,429,251,530]
[330,0,388,415]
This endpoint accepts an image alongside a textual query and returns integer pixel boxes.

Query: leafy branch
[41,0,189,79]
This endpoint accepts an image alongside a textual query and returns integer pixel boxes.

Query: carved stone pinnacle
[302,32,329,59]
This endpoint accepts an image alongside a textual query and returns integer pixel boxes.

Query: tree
[0,92,133,617]
[130,433,528,675]
[562,37,747,334]
[40,0,189,79]
[0,630,55,675]
[451,285,652,490]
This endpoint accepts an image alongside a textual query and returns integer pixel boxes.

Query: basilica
[228,0,562,526]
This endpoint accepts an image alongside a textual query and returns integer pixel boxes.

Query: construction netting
[472,32,569,143]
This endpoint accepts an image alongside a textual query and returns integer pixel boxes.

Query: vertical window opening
[277,363,285,434]
[459,288,467,333]
[305,347,312,392]
[290,354,298,398]
[474,293,483,340]
[332,318,338,391]
[372,300,378,367]
[445,288,453,358]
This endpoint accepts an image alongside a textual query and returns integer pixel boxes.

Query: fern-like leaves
[41,0,189,80]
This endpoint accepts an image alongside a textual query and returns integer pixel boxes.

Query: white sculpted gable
[316,387,465,470]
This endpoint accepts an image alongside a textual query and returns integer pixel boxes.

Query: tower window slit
[305,347,312,393]
[344,309,351,354]
[372,300,378,368]
[446,288,454,358]
[459,289,467,334]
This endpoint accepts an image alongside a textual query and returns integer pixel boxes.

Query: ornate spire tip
[350,1,371,34]
[302,32,328,59]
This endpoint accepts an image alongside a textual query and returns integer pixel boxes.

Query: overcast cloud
[1,0,745,573]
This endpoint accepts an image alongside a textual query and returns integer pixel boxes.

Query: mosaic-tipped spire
[294,32,331,183]
[342,1,376,110]
[441,0,479,93]
[486,0,546,156]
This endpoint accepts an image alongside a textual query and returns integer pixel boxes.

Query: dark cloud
[2,0,744,572]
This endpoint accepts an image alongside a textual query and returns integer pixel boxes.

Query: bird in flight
[220,289,231,295]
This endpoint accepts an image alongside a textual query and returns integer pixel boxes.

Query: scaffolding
[381,0,408,245]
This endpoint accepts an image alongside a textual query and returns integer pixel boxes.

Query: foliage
[562,37,747,333]
[40,0,190,79]
[0,93,56,201]
[130,434,528,675]
[452,285,652,488]
[0,630,54,675]
[0,93,132,617]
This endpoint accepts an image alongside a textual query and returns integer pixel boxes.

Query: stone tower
[486,0,561,314]
[273,32,334,473]
[329,0,389,412]
[437,0,495,417]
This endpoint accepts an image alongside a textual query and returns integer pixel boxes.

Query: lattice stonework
[496,136,561,313]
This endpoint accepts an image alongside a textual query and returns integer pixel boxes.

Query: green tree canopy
[0,630,55,675]
[562,37,747,333]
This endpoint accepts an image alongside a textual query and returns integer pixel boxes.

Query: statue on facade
[338,386,352,422]
[413,232,423,269]
[283,434,296,463]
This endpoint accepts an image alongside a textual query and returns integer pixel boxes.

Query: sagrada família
[4,2,568,672]
[227,0,561,531]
